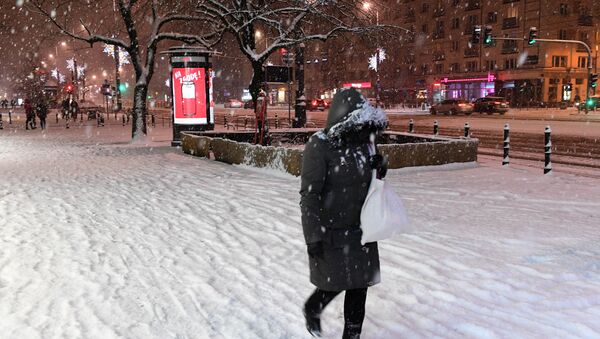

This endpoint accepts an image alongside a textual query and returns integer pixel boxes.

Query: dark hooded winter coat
[300,88,386,291]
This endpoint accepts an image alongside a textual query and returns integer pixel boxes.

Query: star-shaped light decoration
[103,44,131,67]
[51,68,66,83]
[368,48,387,72]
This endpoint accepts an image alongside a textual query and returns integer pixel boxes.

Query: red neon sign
[441,73,496,84]
[342,82,372,89]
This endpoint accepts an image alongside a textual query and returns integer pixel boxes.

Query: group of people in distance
[21,95,78,130]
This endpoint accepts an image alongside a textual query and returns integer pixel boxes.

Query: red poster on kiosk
[172,67,207,125]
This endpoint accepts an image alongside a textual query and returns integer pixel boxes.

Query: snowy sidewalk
[1,128,600,338]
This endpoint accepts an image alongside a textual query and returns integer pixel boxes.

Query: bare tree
[196,0,403,106]
[29,0,223,139]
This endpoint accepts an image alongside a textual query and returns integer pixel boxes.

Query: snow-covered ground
[1,126,600,338]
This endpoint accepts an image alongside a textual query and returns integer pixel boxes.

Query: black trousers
[305,287,368,335]
[39,118,46,130]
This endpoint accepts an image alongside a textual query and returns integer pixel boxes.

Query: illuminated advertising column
[166,47,215,146]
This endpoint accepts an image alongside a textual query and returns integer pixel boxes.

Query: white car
[224,99,243,108]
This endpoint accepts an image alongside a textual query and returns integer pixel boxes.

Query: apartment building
[304,0,600,106]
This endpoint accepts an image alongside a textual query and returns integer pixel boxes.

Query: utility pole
[294,42,306,128]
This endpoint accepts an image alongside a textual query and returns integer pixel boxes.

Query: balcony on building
[433,31,445,40]
[464,48,479,58]
[501,43,519,54]
[433,7,445,17]
[525,55,539,65]
[502,17,519,29]
[578,15,593,26]
[433,52,445,61]
[465,1,480,11]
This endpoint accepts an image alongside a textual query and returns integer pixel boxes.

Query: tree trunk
[249,61,265,106]
[131,84,148,139]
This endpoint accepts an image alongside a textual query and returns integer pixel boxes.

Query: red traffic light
[65,84,74,93]
[279,48,288,56]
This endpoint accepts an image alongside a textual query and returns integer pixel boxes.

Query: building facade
[304,0,600,107]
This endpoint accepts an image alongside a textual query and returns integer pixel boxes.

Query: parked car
[430,99,474,115]
[224,99,243,108]
[307,98,326,111]
[474,96,509,114]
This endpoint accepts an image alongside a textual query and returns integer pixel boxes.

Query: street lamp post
[364,2,381,108]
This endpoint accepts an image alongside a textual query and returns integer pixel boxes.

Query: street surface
[1,124,600,338]
[2,105,600,172]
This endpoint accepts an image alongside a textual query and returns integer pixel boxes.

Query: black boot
[342,323,362,339]
[303,308,322,337]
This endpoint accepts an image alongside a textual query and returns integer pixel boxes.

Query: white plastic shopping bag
[360,170,412,245]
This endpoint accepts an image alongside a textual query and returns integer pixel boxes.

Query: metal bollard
[244,117,248,129]
[464,122,470,138]
[544,126,552,174]
[503,123,510,166]
[151,114,156,127]
[122,114,126,126]
[408,119,414,133]
[224,115,228,129]
[433,120,439,136]
[80,112,83,122]
[275,113,279,129]
[9,110,12,124]
[0,113,3,130]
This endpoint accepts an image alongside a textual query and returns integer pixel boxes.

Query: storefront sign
[342,82,372,89]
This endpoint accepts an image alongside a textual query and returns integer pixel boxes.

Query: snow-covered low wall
[182,133,303,176]
[380,132,479,168]
[181,131,478,176]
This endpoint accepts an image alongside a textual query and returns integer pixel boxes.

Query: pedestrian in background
[24,98,36,130]
[300,88,388,339]
[36,98,49,130]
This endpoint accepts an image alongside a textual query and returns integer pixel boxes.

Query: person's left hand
[369,154,388,179]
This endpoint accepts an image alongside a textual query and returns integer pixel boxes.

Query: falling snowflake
[368,48,386,71]
[103,44,130,67]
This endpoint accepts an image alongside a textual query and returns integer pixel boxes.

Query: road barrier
[544,126,552,174]
[503,124,510,166]
[433,120,439,136]
[408,119,414,133]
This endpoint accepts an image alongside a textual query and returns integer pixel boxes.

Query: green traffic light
[119,84,127,93]
[587,99,594,107]
[485,37,492,45]
[528,39,536,45]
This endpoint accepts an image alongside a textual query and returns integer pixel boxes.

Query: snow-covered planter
[181,133,211,158]
[380,132,479,168]
[180,131,477,175]
[211,138,303,176]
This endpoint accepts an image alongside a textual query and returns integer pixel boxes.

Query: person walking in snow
[300,88,388,339]
[24,98,36,130]
[36,98,49,130]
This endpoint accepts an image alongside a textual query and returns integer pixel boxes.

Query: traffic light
[118,83,127,93]
[589,73,598,88]
[65,84,74,94]
[528,27,538,45]
[471,25,482,44]
[483,26,493,46]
